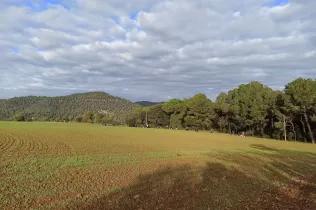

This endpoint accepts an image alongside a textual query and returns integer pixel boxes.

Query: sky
[0,0,315,102]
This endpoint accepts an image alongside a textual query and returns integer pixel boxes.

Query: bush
[75,116,83,123]
[13,113,25,122]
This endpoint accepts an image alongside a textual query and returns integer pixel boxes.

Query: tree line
[127,78,316,144]
[12,111,122,125]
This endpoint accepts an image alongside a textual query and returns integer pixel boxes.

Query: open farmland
[1,122,316,209]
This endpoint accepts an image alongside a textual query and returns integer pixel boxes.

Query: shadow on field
[251,144,280,152]
[68,148,316,210]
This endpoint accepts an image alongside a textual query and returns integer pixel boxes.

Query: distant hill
[134,101,163,107]
[0,92,140,122]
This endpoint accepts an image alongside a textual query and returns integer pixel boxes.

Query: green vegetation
[2,77,315,143]
[0,92,139,123]
[0,122,316,209]
[134,101,163,107]
[128,78,316,143]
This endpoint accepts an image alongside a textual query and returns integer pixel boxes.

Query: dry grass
[0,122,316,209]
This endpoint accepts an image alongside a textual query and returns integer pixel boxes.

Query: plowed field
[1,122,316,209]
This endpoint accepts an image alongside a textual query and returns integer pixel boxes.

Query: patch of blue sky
[36,48,46,52]
[112,16,121,25]
[265,0,289,7]
[12,48,19,53]
[16,0,70,11]
[130,12,138,20]
[45,0,70,9]
[134,26,141,32]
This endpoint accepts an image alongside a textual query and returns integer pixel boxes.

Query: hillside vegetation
[0,92,139,122]
[135,101,163,107]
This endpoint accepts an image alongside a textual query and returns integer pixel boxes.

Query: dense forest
[0,92,139,123]
[135,101,163,107]
[127,78,316,144]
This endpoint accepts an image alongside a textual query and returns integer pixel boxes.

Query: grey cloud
[76,0,161,16]
[0,0,315,101]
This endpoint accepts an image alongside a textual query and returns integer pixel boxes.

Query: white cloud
[0,0,315,101]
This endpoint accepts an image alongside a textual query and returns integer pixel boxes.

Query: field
[1,122,316,209]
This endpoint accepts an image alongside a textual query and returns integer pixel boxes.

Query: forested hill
[0,92,139,122]
[134,101,163,107]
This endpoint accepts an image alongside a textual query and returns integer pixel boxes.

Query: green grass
[0,122,316,209]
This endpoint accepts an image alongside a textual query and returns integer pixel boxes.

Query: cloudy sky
[0,0,315,101]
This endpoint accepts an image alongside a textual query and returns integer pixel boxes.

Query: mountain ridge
[134,101,164,107]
